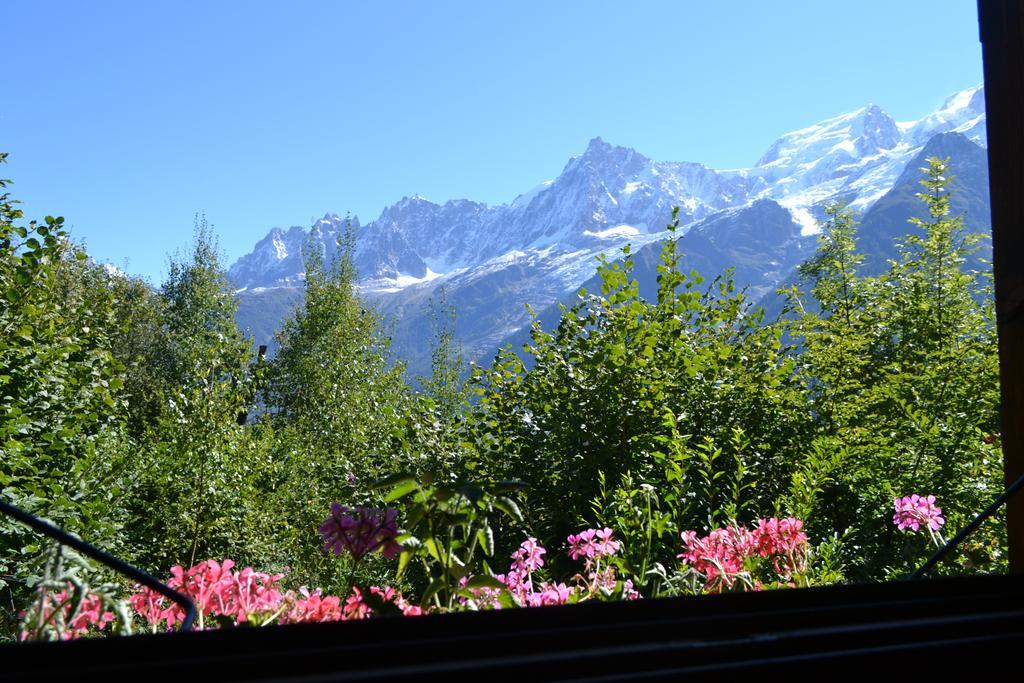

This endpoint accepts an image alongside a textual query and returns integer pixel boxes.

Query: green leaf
[385,479,418,502]
[396,550,413,579]
[497,589,519,609]
[493,495,523,522]
[476,524,494,556]
[361,589,403,617]
[447,557,468,580]
[371,472,415,490]
[423,538,444,563]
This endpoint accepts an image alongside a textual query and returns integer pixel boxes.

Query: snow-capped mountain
[230,85,989,376]
[229,216,359,290]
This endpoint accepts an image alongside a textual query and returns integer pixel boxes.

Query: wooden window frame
[978,0,1024,573]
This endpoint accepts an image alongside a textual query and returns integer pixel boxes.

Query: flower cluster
[504,537,549,600]
[280,588,344,623]
[319,504,402,561]
[567,528,620,562]
[342,585,424,619]
[131,559,288,630]
[19,586,115,641]
[755,517,809,578]
[566,528,638,600]
[893,494,945,532]
[678,517,809,592]
[458,574,506,609]
[461,530,638,609]
[128,559,423,631]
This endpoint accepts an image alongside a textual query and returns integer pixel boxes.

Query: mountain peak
[941,84,985,113]
[393,194,437,210]
[571,137,650,173]
[756,102,898,169]
[904,85,987,148]
[230,85,988,299]
[576,137,618,162]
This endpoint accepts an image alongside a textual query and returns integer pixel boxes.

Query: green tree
[122,217,260,570]
[412,287,472,481]
[787,158,1002,579]
[467,213,812,571]
[261,224,411,591]
[0,153,128,632]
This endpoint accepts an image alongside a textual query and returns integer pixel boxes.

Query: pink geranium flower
[20,585,115,641]
[566,528,620,562]
[512,537,546,572]
[678,518,810,592]
[893,494,945,532]
[319,504,403,561]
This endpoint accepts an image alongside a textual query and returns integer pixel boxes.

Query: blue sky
[3,1,983,282]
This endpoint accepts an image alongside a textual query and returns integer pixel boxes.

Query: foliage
[0,152,1007,641]
[17,544,132,641]
[121,219,262,572]
[465,210,813,568]
[373,473,525,609]
[783,157,1002,578]
[254,224,413,593]
[411,287,473,481]
[0,155,130,635]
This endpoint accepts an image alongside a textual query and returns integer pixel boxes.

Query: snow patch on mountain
[362,267,445,294]
[785,205,821,237]
[584,224,643,240]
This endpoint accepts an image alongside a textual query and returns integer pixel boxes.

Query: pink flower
[319,504,403,561]
[678,525,756,590]
[342,585,419,619]
[458,575,506,609]
[526,582,573,607]
[400,603,425,616]
[566,528,620,562]
[230,567,286,623]
[593,528,621,558]
[343,589,371,620]
[498,535,637,606]
[20,586,115,641]
[127,559,420,628]
[512,537,546,572]
[679,519,809,592]
[282,588,343,624]
[753,517,809,578]
[592,566,618,592]
[504,564,532,598]
[893,494,945,532]
[136,559,291,628]
[755,517,807,556]
[163,559,237,626]
[567,533,589,561]
[129,587,170,629]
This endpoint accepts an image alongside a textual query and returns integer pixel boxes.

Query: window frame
[978,0,1024,573]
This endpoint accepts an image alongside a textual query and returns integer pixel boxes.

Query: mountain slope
[758,131,991,320]
[232,85,989,378]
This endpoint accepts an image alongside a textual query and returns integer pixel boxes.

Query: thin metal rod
[910,472,1024,579]
[0,498,196,632]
